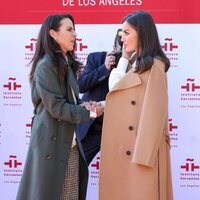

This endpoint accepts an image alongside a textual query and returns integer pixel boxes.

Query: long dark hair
[114,28,123,50]
[29,14,82,83]
[122,10,170,73]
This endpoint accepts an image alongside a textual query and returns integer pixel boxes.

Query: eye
[124,30,129,35]
[66,27,75,33]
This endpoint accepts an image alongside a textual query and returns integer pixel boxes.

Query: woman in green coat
[16,14,103,200]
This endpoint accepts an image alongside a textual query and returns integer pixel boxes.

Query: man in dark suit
[77,29,123,165]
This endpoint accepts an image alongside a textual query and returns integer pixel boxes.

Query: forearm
[109,57,129,90]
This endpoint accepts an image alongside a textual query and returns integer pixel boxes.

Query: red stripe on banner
[1,0,200,24]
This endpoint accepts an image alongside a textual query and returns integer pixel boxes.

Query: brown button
[46,155,52,160]
[131,100,136,105]
[129,126,134,130]
[126,151,131,156]
[51,136,56,141]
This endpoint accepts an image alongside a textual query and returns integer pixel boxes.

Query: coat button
[126,151,131,156]
[51,136,56,141]
[46,155,52,160]
[128,126,134,131]
[131,100,136,105]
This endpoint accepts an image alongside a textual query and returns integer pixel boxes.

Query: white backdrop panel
[0,24,200,200]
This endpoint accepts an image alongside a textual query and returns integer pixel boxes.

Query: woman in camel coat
[99,11,173,200]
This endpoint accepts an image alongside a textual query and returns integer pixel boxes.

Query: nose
[73,30,77,37]
[121,35,125,42]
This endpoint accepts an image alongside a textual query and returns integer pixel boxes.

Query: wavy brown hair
[29,14,82,83]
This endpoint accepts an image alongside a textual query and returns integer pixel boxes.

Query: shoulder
[36,55,54,72]
[152,58,166,74]
[88,51,107,59]
[35,55,56,78]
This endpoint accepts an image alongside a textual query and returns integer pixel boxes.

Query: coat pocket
[164,130,170,148]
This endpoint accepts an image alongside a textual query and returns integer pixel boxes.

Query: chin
[66,48,73,52]
[126,49,134,53]
[69,46,74,51]
[125,47,133,53]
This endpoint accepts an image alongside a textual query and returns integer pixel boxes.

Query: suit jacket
[17,55,90,200]
[77,51,110,140]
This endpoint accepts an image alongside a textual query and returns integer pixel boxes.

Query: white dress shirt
[109,57,129,91]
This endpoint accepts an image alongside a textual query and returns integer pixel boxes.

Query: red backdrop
[1,0,200,24]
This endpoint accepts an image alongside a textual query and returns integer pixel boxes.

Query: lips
[71,40,75,45]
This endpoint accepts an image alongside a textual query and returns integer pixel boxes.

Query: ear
[49,29,57,40]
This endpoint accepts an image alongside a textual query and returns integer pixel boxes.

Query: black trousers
[81,124,102,166]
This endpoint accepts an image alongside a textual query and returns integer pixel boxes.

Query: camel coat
[99,59,173,200]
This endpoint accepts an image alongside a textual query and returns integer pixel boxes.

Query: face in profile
[50,18,77,53]
[121,21,138,53]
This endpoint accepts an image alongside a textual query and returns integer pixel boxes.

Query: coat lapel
[68,68,79,100]
[110,69,142,92]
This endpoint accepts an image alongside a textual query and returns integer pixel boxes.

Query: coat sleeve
[34,61,90,124]
[131,63,168,167]
[78,52,110,93]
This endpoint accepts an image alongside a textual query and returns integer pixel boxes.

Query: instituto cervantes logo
[2,77,22,106]
[91,156,100,170]
[181,158,200,172]
[75,38,88,51]
[4,155,22,168]
[162,37,178,68]
[162,38,178,51]
[168,118,178,148]
[180,158,200,188]
[75,37,88,64]
[25,38,37,65]
[3,155,23,184]
[89,155,100,186]
[3,77,21,91]
[181,78,200,92]
[25,121,32,145]
[180,78,200,109]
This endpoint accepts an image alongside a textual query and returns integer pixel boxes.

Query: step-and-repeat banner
[1,0,200,199]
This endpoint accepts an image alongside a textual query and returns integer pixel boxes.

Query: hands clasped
[81,101,104,119]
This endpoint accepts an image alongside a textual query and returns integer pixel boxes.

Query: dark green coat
[16,55,90,200]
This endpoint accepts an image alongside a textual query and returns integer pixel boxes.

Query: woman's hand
[95,105,104,117]
[81,101,104,119]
